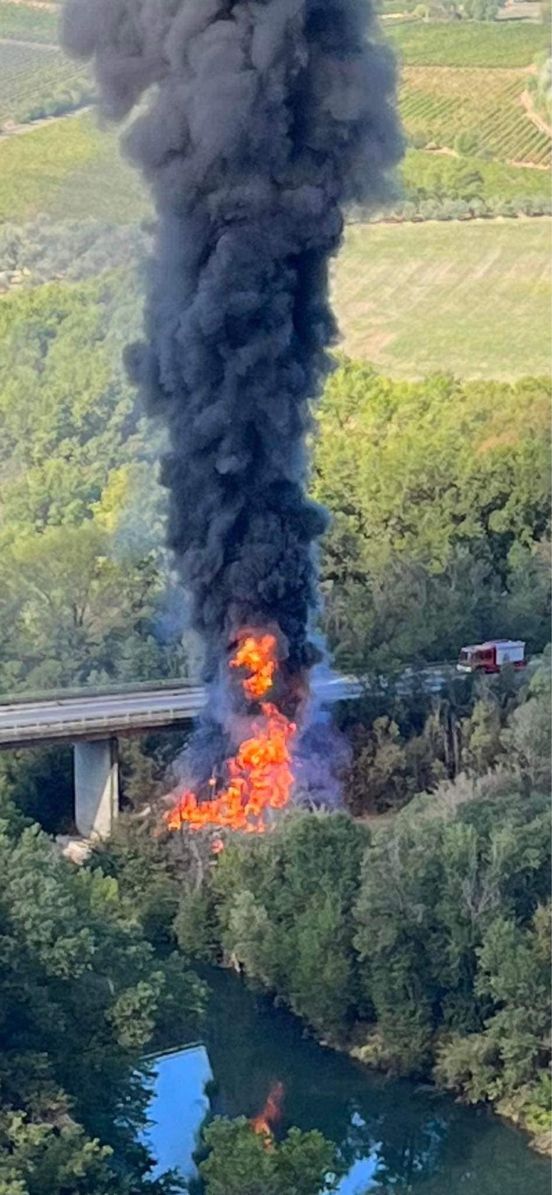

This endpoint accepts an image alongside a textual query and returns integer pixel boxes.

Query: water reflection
[147,1046,211,1180]
[145,969,549,1194]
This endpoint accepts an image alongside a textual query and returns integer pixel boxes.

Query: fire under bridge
[0,674,371,840]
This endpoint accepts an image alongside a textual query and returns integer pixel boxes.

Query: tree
[313,362,550,674]
[0,521,185,692]
[501,658,551,790]
[345,716,411,815]
[435,904,551,1116]
[206,812,368,1031]
[0,793,205,1194]
[196,1118,341,1195]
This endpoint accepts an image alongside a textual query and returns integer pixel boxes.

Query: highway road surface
[0,656,537,750]
[0,675,366,749]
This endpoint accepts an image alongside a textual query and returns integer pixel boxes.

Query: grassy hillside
[386,20,549,68]
[0,0,58,43]
[0,112,147,222]
[332,218,551,378]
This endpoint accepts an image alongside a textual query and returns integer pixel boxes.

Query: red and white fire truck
[457,639,526,674]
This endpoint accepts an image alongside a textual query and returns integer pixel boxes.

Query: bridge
[0,675,364,839]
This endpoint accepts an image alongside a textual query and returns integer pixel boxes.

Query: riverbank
[167,799,550,1169]
[145,966,551,1193]
[325,1022,551,1158]
[216,958,552,1160]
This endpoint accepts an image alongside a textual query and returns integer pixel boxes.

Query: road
[0,675,366,749]
[0,660,481,749]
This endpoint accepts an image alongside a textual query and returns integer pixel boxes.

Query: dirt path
[520,88,552,139]
[0,36,58,49]
[4,0,58,10]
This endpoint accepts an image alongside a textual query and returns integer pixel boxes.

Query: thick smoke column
[62,0,402,798]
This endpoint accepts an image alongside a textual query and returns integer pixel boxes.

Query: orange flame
[251,1081,284,1140]
[230,633,277,700]
[164,632,296,834]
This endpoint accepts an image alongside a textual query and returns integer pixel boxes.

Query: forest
[0,4,550,1185]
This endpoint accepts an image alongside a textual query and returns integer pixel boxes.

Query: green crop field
[0,1,58,43]
[0,113,148,223]
[0,42,90,126]
[386,20,549,68]
[401,66,551,166]
[332,218,551,378]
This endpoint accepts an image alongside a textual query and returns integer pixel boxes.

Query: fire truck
[457,639,526,674]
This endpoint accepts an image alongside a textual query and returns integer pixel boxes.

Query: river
[145,968,549,1193]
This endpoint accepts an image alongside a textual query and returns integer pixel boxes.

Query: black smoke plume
[62,0,402,791]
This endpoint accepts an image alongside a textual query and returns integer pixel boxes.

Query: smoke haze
[62,0,402,790]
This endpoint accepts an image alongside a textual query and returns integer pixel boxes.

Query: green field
[0,0,58,43]
[0,112,147,222]
[0,41,90,126]
[332,218,551,377]
[401,66,551,166]
[386,20,549,67]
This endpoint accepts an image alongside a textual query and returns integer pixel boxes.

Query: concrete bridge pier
[73,738,119,839]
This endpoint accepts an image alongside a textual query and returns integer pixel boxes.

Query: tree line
[168,773,550,1151]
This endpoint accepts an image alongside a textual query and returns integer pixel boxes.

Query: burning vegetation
[164,631,296,834]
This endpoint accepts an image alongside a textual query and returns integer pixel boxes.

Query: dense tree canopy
[195,1118,341,1195]
[314,360,550,672]
[0,793,205,1193]
[0,270,188,693]
[171,771,550,1148]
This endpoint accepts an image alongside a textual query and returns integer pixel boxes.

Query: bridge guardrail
[0,676,201,708]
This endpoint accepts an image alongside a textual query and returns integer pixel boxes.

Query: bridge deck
[0,677,362,748]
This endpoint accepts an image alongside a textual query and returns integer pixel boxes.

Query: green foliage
[0,744,73,834]
[435,903,551,1107]
[90,815,183,947]
[462,0,499,19]
[400,149,550,213]
[201,813,369,1032]
[0,271,190,693]
[314,360,550,672]
[0,521,186,691]
[345,716,421,814]
[0,219,149,288]
[0,793,205,1193]
[197,1117,341,1195]
[344,664,551,815]
[176,783,550,1136]
[0,272,141,528]
[500,659,552,787]
[386,20,549,68]
[527,55,552,124]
